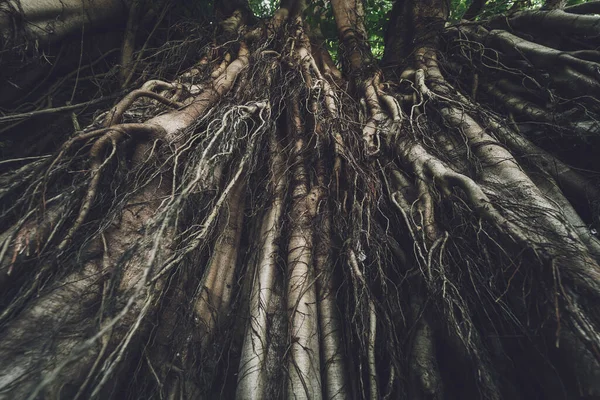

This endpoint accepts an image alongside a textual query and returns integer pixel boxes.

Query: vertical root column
[347,249,378,400]
[286,138,322,399]
[194,178,246,351]
[236,134,287,400]
[408,292,444,400]
[315,161,349,400]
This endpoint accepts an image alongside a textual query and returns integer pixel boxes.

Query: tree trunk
[0,0,600,398]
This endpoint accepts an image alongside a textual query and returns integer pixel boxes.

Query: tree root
[237,132,287,399]
[194,177,246,352]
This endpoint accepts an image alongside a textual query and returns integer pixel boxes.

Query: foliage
[449,0,471,20]
[249,0,281,17]
[364,0,394,57]
[252,0,596,59]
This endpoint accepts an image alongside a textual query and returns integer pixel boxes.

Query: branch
[0,97,115,124]
[565,0,600,14]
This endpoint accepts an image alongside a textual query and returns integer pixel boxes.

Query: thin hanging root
[73,233,113,400]
[143,253,203,398]
[81,181,173,398]
[151,134,260,284]
[58,137,117,251]
[194,177,246,351]
[0,265,52,328]
[418,52,594,251]
[389,174,497,399]
[149,101,266,286]
[42,121,164,202]
[347,249,378,400]
[58,123,166,250]
[237,134,287,400]
[73,327,111,400]
[388,167,441,278]
[553,325,600,397]
[296,43,347,197]
[14,173,175,399]
[83,208,176,399]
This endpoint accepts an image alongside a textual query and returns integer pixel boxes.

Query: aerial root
[489,118,600,207]
[347,249,378,400]
[3,10,600,398]
[150,102,267,284]
[296,45,338,117]
[393,135,529,245]
[314,159,349,400]
[528,172,600,259]
[104,88,185,127]
[480,79,600,137]
[237,132,287,399]
[459,25,600,95]
[408,292,443,399]
[360,75,388,156]
[293,33,350,202]
[413,49,600,366]
[437,106,600,292]
[0,260,104,398]
[2,199,66,279]
[194,176,246,352]
[491,9,600,38]
[554,318,600,397]
[565,0,600,14]
[210,52,232,79]
[285,100,322,398]
[58,123,167,250]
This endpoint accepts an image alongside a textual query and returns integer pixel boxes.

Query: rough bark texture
[0,0,599,398]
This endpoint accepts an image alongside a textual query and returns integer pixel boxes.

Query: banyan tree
[0,0,599,398]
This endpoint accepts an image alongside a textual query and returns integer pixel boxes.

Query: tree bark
[1,0,600,398]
